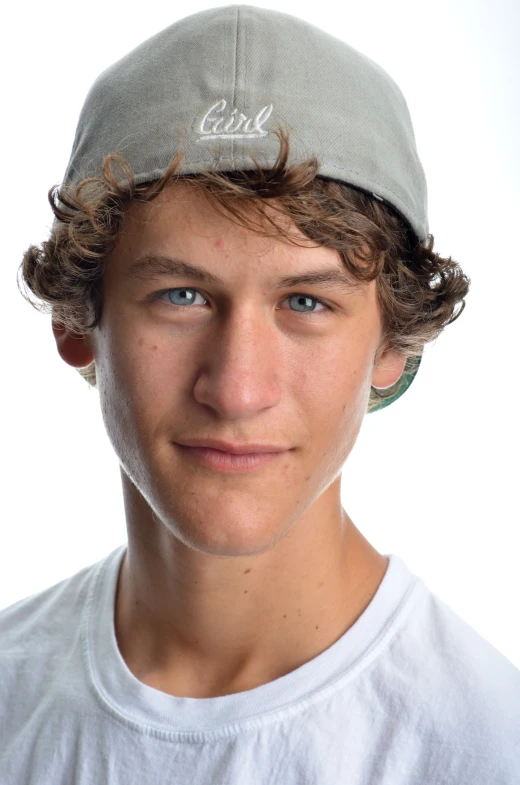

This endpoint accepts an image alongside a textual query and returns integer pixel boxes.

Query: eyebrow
[125,254,361,292]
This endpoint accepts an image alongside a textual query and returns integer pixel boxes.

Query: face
[54,181,406,558]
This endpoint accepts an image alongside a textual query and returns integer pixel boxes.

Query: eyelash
[149,287,333,316]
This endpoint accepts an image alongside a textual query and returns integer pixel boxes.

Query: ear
[371,348,408,390]
[52,321,95,369]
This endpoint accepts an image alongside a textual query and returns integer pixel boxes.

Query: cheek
[111,338,177,416]
[289,337,373,453]
[294,335,373,407]
[96,318,180,450]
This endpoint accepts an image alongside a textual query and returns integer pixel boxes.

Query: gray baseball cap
[61,4,429,412]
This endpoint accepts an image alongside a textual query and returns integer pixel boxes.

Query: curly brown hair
[17,129,470,412]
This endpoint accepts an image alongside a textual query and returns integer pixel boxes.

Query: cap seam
[231,6,239,164]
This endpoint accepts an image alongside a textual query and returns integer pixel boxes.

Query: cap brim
[367,353,422,413]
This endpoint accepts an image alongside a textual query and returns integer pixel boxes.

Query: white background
[1,0,518,667]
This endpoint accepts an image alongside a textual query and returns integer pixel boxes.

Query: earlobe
[371,350,408,390]
[52,321,95,369]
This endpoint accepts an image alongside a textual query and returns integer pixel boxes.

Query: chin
[155,496,292,558]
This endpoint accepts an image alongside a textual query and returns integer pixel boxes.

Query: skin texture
[53,181,407,699]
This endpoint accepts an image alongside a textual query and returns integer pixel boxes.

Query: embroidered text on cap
[196,100,274,140]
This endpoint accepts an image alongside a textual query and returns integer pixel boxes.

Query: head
[17,7,469,555]
[18,133,469,554]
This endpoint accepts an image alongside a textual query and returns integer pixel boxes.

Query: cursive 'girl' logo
[196,99,273,140]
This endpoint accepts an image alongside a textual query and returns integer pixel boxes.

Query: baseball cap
[60,4,429,412]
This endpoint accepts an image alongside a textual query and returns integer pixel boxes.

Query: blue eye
[287,294,328,314]
[153,287,330,315]
[165,288,204,306]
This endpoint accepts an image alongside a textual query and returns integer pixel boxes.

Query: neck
[114,473,388,698]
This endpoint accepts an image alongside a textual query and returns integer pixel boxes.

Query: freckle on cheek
[214,237,223,248]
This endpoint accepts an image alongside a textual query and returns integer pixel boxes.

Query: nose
[192,309,283,420]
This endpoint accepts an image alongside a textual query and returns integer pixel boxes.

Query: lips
[175,438,289,455]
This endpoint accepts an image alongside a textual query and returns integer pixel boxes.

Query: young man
[3,5,519,783]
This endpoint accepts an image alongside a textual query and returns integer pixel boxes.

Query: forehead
[116,180,367,294]
[109,182,365,294]
[123,179,305,242]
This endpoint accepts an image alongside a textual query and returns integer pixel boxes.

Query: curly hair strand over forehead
[17,128,470,412]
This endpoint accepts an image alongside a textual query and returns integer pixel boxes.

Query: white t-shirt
[1,544,518,784]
